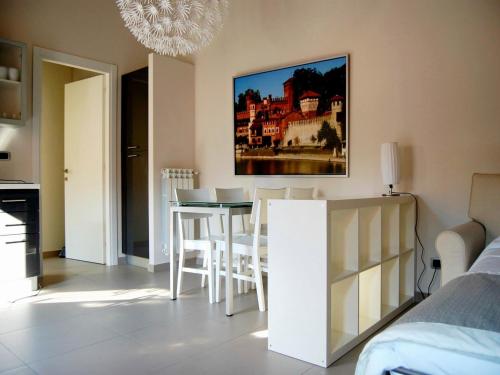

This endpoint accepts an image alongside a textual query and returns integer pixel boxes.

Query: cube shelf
[382,204,399,259]
[331,274,358,352]
[359,265,381,333]
[382,257,399,317]
[358,206,381,271]
[268,196,416,368]
[330,208,358,281]
[400,202,415,253]
[400,249,415,304]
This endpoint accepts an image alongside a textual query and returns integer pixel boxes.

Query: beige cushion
[468,173,500,243]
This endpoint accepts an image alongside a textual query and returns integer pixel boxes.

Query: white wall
[148,54,195,266]
[194,0,500,291]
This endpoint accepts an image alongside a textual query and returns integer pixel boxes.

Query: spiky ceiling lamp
[117,0,228,56]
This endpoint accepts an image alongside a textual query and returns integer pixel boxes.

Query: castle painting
[234,55,348,176]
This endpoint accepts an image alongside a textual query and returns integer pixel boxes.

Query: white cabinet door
[64,75,105,264]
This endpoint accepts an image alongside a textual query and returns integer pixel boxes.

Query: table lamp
[381,142,400,196]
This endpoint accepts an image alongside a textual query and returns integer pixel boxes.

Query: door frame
[33,47,118,266]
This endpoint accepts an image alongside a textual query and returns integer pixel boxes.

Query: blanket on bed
[396,273,500,332]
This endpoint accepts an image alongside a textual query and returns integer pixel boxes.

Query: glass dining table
[168,201,253,316]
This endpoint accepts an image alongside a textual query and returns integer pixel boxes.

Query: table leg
[224,209,233,316]
[170,210,178,300]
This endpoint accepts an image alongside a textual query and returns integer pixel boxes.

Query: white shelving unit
[268,196,416,367]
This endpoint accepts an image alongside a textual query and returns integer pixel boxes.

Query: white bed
[355,236,500,375]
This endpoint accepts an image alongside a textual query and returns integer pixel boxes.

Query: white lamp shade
[381,142,400,185]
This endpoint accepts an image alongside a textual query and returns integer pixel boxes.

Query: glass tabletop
[169,201,253,208]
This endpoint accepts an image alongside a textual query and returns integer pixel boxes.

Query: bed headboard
[468,173,500,243]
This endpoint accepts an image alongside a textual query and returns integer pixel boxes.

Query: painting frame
[233,54,349,177]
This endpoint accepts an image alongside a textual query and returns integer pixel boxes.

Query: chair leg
[207,249,214,304]
[201,251,208,288]
[252,253,266,312]
[215,246,222,303]
[176,243,185,296]
[243,256,249,294]
[237,254,242,294]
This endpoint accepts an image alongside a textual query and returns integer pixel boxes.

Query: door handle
[1,199,26,203]
[127,145,139,150]
[5,240,27,245]
[127,154,139,158]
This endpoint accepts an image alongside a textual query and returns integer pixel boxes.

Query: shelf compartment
[381,204,399,260]
[359,265,381,333]
[331,274,358,352]
[399,249,415,305]
[381,257,399,317]
[399,201,415,253]
[0,38,26,125]
[358,206,381,271]
[330,208,358,281]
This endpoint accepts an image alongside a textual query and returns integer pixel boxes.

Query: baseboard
[147,253,202,272]
[125,255,149,269]
[42,250,60,259]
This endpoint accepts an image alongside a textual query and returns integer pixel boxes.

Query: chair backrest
[250,187,287,225]
[468,173,500,243]
[175,188,211,202]
[286,187,316,200]
[215,188,245,203]
[175,188,212,221]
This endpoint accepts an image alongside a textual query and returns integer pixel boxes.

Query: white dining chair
[215,187,248,294]
[215,187,286,311]
[286,187,317,199]
[175,188,218,303]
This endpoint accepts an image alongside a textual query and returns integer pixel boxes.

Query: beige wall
[40,62,102,253]
[0,0,153,181]
[194,0,500,290]
[148,54,195,265]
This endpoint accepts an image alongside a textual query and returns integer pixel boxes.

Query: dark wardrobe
[121,68,149,259]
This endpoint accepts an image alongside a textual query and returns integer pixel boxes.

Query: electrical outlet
[431,258,441,270]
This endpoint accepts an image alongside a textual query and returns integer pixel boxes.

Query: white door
[64,75,105,264]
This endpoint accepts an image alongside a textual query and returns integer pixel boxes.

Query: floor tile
[0,366,38,375]
[0,315,118,363]
[0,343,24,373]
[155,332,312,375]
[29,336,178,375]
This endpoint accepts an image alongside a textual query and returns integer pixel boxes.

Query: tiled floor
[0,258,365,375]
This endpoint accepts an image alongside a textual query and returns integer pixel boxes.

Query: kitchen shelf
[0,38,27,126]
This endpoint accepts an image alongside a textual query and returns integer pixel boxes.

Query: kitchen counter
[0,183,40,189]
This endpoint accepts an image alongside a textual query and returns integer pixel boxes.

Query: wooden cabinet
[0,38,27,126]
[268,196,416,367]
[0,189,40,282]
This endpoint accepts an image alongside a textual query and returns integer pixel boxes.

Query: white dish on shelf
[8,67,19,81]
[0,66,6,79]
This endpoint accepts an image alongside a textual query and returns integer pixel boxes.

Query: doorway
[33,48,118,271]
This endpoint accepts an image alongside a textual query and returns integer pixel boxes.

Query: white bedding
[469,236,500,275]
[355,236,500,375]
[355,322,500,375]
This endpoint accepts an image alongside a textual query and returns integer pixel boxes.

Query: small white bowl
[0,66,7,80]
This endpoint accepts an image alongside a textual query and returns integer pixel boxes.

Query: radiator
[161,168,197,255]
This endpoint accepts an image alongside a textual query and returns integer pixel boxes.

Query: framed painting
[233,54,349,176]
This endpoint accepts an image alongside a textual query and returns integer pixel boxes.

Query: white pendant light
[381,142,400,196]
[117,0,229,57]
